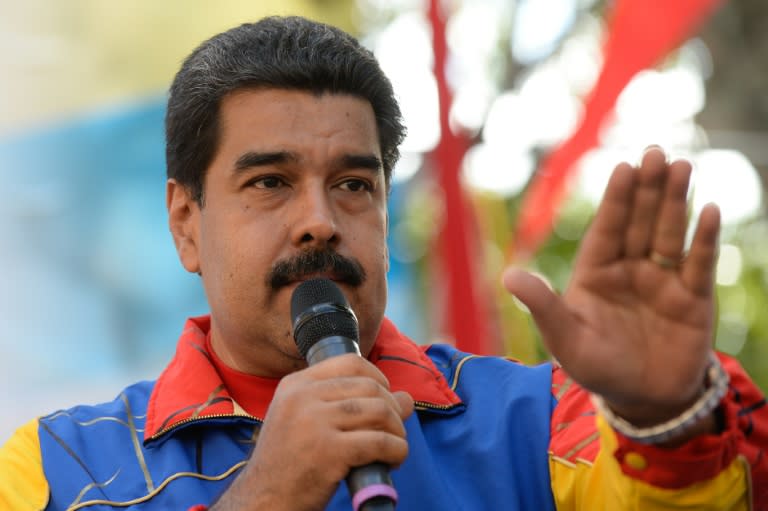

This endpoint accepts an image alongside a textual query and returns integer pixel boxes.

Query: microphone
[291,278,398,511]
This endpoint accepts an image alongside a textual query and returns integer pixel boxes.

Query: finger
[393,391,415,421]
[313,377,408,416]
[339,431,410,469]
[650,159,692,259]
[299,354,391,389]
[330,397,407,437]
[501,268,575,353]
[310,377,412,421]
[573,162,634,267]
[624,147,669,257]
[312,376,388,400]
[682,203,720,296]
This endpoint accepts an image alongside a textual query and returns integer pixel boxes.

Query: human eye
[338,178,374,193]
[248,175,286,189]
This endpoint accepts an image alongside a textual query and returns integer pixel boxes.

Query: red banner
[429,0,495,354]
[514,0,724,258]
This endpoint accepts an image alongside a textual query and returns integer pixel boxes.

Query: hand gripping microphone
[291,278,398,511]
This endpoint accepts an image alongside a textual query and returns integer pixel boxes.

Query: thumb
[501,268,575,352]
[393,391,415,421]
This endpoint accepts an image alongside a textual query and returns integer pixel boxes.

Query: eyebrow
[233,151,382,174]
[342,154,383,173]
[234,151,296,172]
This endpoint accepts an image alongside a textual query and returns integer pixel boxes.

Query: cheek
[357,221,388,266]
[365,238,389,292]
[199,219,263,297]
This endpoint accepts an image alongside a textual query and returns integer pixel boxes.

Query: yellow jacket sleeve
[550,415,750,510]
[0,418,50,510]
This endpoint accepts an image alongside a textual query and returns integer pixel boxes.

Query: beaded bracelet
[592,352,730,445]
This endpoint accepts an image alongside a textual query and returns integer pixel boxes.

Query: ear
[167,179,201,274]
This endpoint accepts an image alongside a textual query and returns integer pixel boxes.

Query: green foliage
[716,218,768,391]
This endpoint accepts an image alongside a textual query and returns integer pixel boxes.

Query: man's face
[167,88,389,376]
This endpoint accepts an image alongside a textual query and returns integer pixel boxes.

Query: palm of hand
[505,148,721,424]
[561,255,714,422]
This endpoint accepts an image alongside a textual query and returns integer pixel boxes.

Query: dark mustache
[268,249,367,289]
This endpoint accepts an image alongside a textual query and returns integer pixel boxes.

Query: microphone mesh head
[290,279,359,359]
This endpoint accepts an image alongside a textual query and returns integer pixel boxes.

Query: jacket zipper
[148,413,263,442]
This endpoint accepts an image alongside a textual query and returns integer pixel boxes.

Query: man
[1,15,766,511]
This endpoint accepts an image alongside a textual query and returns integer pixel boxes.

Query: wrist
[592,352,729,445]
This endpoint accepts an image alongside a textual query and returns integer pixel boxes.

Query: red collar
[144,315,462,441]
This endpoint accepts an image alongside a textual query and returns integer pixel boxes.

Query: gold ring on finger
[649,250,682,269]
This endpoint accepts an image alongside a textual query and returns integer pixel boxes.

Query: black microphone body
[291,279,398,511]
[305,334,360,365]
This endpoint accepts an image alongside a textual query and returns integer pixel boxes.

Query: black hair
[165,16,406,204]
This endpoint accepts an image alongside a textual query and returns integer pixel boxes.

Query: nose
[291,186,339,249]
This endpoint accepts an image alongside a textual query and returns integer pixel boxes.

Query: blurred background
[1,0,766,442]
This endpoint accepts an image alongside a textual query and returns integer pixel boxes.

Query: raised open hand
[504,147,721,426]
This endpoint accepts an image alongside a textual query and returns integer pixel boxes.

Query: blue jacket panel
[38,345,555,510]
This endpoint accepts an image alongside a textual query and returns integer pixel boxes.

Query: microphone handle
[347,462,396,511]
[360,498,396,511]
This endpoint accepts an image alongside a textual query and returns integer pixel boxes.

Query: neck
[209,325,307,378]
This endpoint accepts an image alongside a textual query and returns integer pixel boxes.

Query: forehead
[216,88,380,155]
